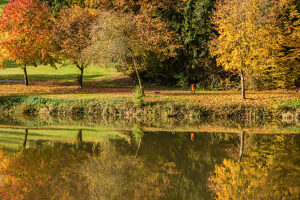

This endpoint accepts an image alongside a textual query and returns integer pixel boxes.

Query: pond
[0,118,299,200]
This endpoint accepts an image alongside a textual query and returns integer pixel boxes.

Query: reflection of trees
[23,128,28,147]
[0,144,90,200]
[124,131,240,200]
[77,142,178,200]
[209,134,300,200]
[239,131,244,162]
[131,124,144,164]
[0,139,101,200]
[0,133,178,200]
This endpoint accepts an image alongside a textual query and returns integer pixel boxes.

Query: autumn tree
[83,1,179,94]
[83,11,146,93]
[271,0,300,90]
[51,5,96,87]
[210,0,294,98]
[0,0,55,86]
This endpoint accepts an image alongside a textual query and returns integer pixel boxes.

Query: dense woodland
[0,0,299,95]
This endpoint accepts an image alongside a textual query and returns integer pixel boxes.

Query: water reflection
[0,127,299,200]
[208,133,300,200]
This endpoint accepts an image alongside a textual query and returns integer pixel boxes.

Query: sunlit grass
[0,61,120,82]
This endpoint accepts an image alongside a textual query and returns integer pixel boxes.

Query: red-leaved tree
[0,0,55,86]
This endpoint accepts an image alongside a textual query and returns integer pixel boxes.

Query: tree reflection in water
[0,129,178,200]
[209,133,300,200]
[0,129,299,200]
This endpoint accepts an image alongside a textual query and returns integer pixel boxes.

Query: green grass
[275,99,300,111]
[0,61,120,83]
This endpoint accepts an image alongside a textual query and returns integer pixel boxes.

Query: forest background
[0,0,299,93]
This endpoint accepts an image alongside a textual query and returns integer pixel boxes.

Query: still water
[0,120,299,200]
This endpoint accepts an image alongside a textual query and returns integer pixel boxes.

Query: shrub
[133,87,144,107]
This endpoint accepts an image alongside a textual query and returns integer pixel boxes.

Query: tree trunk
[23,128,28,147]
[129,50,144,96]
[134,64,144,95]
[240,69,245,99]
[23,67,29,86]
[76,64,84,88]
[79,67,84,88]
[239,130,245,162]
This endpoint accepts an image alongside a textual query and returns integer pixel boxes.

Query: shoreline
[0,96,299,124]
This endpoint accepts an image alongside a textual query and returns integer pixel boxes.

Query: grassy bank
[0,61,299,122]
[0,95,299,122]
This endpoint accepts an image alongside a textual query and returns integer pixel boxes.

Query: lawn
[0,61,122,84]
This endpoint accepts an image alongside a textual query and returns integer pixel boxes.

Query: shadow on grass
[0,74,103,82]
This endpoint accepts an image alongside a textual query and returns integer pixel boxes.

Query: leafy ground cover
[0,82,298,108]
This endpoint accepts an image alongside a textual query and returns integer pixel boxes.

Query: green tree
[180,0,216,85]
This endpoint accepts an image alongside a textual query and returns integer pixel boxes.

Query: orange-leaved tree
[51,5,96,88]
[0,0,56,86]
[210,0,291,98]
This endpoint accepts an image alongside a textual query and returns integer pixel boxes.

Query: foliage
[211,0,300,91]
[0,0,56,75]
[51,5,96,87]
[275,99,300,111]
[0,0,299,90]
[83,1,180,90]
[177,0,217,85]
[174,72,189,88]
[39,0,85,12]
[133,87,144,107]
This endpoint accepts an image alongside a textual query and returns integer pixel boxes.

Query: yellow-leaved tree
[210,0,299,98]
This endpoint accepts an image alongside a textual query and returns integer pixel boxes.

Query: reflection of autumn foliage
[0,141,179,200]
[209,135,300,200]
[0,144,92,200]
[77,142,179,200]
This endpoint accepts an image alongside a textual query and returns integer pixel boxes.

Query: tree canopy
[0,0,55,85]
